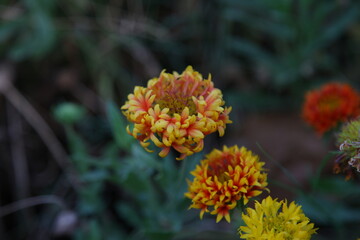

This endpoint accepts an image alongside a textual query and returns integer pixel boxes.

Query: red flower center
[208,155,238,182]
[155,91,196,116]
[317,96,341,112]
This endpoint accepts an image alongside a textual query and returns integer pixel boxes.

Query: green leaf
[116,202,143,227]
[106,101,134,151]
[223,9,294,39]
[227,38,277,71]
[78,182,104,215]
[297,195,336,225]
[101,217,128,240]
[88,219,102,240]
[80,169,108,183]
[0,20,22,43]
[298,193,360,225]
[121,171,152,193]
[312,176,360,197]
[64,125,90,173]
[111,144,160,183]
[10,7,56,60]
[103,142,121,161]
[226,90,286,111]
[321,7,359,43]
[131,144,162,171]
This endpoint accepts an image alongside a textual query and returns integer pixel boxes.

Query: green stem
[256,142,302,189]
[177,158,189,192]
[237,198,245,214]
[311,152,335,191]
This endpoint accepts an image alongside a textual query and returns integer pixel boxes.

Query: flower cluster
[239,196,317,240]
[122,66,319,236]
[121,66,232,160]
[302,82,360,135]
[185,145,268,223]
[334,118,360,179]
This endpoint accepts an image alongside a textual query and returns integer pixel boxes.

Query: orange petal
[159,147,171,158]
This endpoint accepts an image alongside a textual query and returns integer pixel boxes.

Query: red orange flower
[185,145,268,223]
[121,66,232,160]
[302,82,360,135]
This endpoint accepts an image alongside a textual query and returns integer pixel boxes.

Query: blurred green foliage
[2,0,359,100]
[264,149,360,240]
[222,0,359,86]
[299,175,360,240]
[52,101,202,240]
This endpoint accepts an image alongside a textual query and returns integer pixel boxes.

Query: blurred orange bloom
[121,66,232,160]
[185,145,268,223]
[302,82,360,135]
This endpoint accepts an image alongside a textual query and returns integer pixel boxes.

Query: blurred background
[1,0,360,239]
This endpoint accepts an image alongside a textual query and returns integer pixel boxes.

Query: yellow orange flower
[302,82,360,135]
[239,196,317,240]
[185,145,268,223]
[121,66,232,160]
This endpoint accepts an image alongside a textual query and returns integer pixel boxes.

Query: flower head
[302,82,360,135]
[185,145,268,223]
[334,119,360,179]
[121,66,232,160]
[239,196,317,240]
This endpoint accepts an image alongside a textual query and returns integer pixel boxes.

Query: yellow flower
[185,145,268,223]
[239,196,317,240]
[121,66,232,160]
